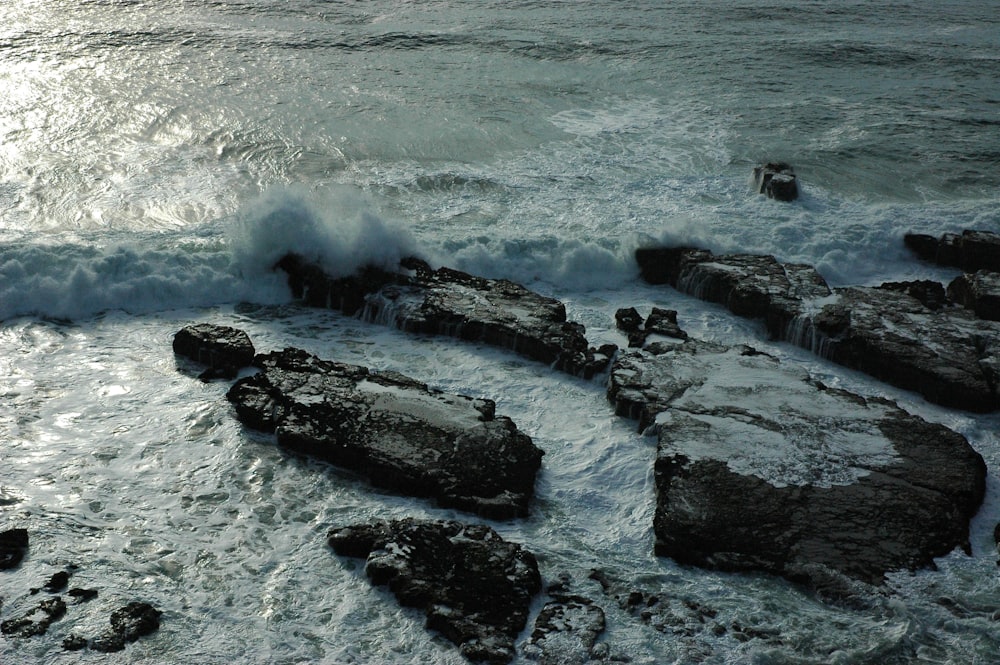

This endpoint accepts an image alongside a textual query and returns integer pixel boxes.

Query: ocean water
[2,1,999,663]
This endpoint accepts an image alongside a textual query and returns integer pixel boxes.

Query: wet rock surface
[277,254,616,379]
[63,601,163,653]
[753,162,799,201]
[173,323,256,380]
[0,528,28,570]
[525,575,608,664]
[328,518,541,664]
[905,230,1000,273]
[949,270,1000,321]
[608,338,987,585]
[635,245,1000,412]
[227,347,543,519]
[1,597,66,638]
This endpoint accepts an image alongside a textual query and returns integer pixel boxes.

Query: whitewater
[2,1,999,662]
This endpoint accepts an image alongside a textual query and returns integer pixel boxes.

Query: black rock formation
[0,528,28,570]
[227,347,543,519]
[276,254,616,379]
[608,338,987,586]
[173,323,256,380]
[949,270,1000,321]
[635,245,1000,412]
[328,518,541,664]
[904,230,1000,273]
[753,162,799,201]
[1,597,66,638]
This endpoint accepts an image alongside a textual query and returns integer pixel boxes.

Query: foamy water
[3,1,1000,663]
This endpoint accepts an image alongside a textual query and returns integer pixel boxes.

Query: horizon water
[2,1,1000,663]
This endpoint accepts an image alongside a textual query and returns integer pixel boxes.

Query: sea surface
[2,1,1000,663]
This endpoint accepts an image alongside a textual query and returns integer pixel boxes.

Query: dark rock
[62,634,89,651]
[525,595,607,664]
[615,307,643,333]
[276,254,615,379]
[949,271,1000,321]
[31,570,70,594]
[644,307,687,341]
[173,323,256,380]
[753,162,799,201]
[635,245,1000,412]
[68,588,99,603]
[88,601,162,653]
[328,518,541,664]
[0,528,28,570]
[905,230,1000,272]
[227,348,543,519]
[877,280,949,311]
[608,339,987,586]
[1,597,67,637]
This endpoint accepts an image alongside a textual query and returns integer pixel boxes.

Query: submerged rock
[328,518,541,664]
[173,323,256,380]
[0,528,28,570]
[64,601,163,653]
[635,245,1000,412]
[1,597,66,638]
[753,162,799,201]
[276,254,616,379]
[608,339,987,586]
[227,348,543,519]
[905,230,1000,273]
[525,595,607,665]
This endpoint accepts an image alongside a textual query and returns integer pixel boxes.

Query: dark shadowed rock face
[949,271,1000,321]
[276,254,615,379]
[0,528,28,570]
[905,230,1000,273]
[608,339,986,586]
[753,162,799,201]
[328,518,541,665]
[635,245,1000,412]
[172,323,256,380]
[227,348,543,519]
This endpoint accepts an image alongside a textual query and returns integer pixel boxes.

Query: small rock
[753,162,799,201]
[1,597,67,637]
[173,323,256,380]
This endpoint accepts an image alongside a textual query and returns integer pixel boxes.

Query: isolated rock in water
[949,271,1000,321]
[608,340,987,585]
[227,348,543,519]
[635,245,1000,412]
[905,230,1000,273]
[0,528,28,569]
[328,518,541,665]
[89,602,162,653]
[525,595,607,665]
[276,254,616,379]
[1,597,67,637]
[753,162,799,201]
[173,323,255,380]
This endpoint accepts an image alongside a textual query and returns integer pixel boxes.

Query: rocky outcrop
[276,254,616,379]
[617,307,687,348]
[1,597,66,637]
[753,162,799,201]
[608,338,987,586]
[905,230,1000,273]
[172,323,255,380]
[227,348,543,519]
[635,246,1000,412]
[525,596,607,665]
[328,518,541,664]
[0,528,28,570]
[948,271,1000,321]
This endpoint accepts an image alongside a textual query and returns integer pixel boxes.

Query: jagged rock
[227,348,543,519]
[949,271,1000,321]
[614,307,643,333]
[88,601,163,653]
[31,570,70,594]
[753,162,799,201]
[877,280,949,311]
[276,254,616,379]
[328,518,541,664]
[0,528,28,569]
[905,230,1000,272]
[67,588,99,603]
[1,597,67,637]
[525,595,607,665]
[608,339,987,585]
[635,246,1000,412]
[172,323,255,380]
[617,307,687,348]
